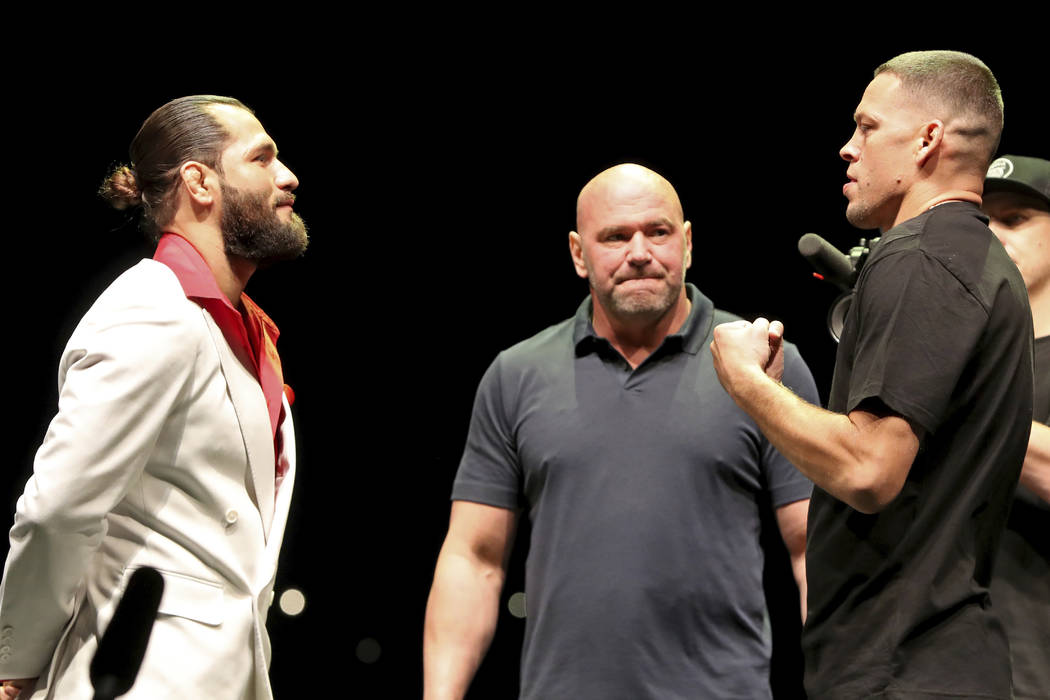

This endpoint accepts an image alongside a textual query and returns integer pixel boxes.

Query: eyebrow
[596,218,676,238]
[245,139,278,159]
[853,109,879,124]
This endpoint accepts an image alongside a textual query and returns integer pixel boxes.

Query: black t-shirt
[991,334,1049,699]
[803,202,1034,699]
[1033,334,1050,425]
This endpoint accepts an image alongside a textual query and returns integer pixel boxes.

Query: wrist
[725,363,773,405]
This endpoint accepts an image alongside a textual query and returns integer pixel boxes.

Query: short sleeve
[845,250,987,435]
[762,343,817,508]
[450,354,522,510]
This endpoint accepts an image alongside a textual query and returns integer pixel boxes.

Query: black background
[3,34,1042,698]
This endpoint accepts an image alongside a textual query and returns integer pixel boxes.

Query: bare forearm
[711,319,918,512]
[1019,421,1050,504]
[792,556,808,623]
[774,499,809,623]
[423,550,505,700]
[725,367,916,513]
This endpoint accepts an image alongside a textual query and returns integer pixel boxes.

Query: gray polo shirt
[453,284,818,700]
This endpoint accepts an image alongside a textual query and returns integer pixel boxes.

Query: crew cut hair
[875,50,1003,166]
[100,95,252,240]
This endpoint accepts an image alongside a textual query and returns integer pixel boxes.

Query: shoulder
[79,259,198,321]
[711,307,743,325]
[100,258,189,301]
[495,316,576,374]
[781,340,818,401]
[64,260,208,372]
[919,203,1000,268]
[865,204,1023,315]
[468,317,577,414]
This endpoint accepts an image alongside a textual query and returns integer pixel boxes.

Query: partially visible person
[710,51,1032,698]
[0,95,307,699]
[982,154,1050,700]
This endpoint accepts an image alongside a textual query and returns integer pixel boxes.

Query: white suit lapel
[199,309,277,538]
[265,396,296,564]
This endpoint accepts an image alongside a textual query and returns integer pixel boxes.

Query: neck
[166,223,256,307]
[888,165,985,231]
[591,291,691,369]
[889,187,981,231]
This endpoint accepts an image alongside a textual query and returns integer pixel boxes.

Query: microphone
[89,567,164,700]
[798,233,855,291]
[798,233,880,343]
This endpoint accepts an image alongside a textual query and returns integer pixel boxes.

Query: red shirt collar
[153,233,288,463]
[153,232,281,348]
[154,233,240,310]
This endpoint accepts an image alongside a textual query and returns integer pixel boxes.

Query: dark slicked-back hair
[100,95,252,241]
[875,50,1003,167]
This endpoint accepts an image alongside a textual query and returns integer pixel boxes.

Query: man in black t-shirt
[710,51,1032,698]
[982,154,1050,699]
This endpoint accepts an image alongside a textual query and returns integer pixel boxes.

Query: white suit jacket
[0,259,296,699]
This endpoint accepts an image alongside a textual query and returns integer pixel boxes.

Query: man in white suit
[0,95,307,699]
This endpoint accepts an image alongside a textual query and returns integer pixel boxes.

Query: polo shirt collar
[573,283,714,356]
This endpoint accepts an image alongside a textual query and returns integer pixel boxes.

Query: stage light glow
[278,588,306,616]
[508,591,527,618]
[356,637,382,664]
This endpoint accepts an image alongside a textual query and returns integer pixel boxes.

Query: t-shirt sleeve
[762,343,818,508]
[845,249,987,435]
[450,354,522,510]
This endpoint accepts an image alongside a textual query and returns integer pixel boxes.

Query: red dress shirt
[153,233,290,482]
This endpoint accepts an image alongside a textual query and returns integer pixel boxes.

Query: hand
[710,317,786,397]
[1,679,33,700]
[764,318,785,380]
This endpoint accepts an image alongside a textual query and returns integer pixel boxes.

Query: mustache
[276,194,296,207]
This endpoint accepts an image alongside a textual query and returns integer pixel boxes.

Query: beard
[220,182,309,263]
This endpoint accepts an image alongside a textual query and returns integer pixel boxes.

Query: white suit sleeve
[0,266,199,678]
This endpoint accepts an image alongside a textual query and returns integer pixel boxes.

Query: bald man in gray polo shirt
[424,164,818,700]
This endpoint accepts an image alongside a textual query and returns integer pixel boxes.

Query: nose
[626,231,651,265]
[275,158,299,191]
[840,133,859,162]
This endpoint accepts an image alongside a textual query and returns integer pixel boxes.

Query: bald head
[576,164,685,233]
[568,163,693,333]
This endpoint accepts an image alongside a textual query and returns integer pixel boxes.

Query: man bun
[100,164,142,210]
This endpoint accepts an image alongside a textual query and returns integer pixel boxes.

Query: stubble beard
[845,196,882,230]
[595,274,683,320]
[220,182,309,264]
[845,179,903,233]
[845,202,870,229]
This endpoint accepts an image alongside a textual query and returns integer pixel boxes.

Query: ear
[683,220,693,270]
[569,231,588,279]
[915,119,944,168]
[178,161,216,206]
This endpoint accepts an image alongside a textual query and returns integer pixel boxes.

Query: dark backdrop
[4,38,1041,698]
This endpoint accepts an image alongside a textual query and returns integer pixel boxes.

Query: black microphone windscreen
[89,566,164,699]
[798,233,855,291]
